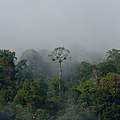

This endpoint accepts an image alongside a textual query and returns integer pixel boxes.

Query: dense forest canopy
[0,48,120,120]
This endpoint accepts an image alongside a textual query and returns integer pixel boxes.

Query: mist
[1,1,120,120]
[0,0,120,56]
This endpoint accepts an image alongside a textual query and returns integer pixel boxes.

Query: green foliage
[97,62,117,75]
[14,81,47,109]
[46,77,66,116]
[106,49,120,73]
[47,77,60,97]
[34,109,51,120]
[71,71,120,119]
[0,103,33,120]
[56,104,97,120]
[71,61,96,85]
[1,48,120,120]
[15,104,32,120]
[0,50,17,103]
[0,103,16,120]
[72,80,97,108]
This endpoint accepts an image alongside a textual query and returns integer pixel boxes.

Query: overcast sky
[0,0,120,55]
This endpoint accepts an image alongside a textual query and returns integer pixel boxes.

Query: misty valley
[0,48,120,120]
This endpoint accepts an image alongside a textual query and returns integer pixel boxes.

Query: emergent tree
[49,47,71,95]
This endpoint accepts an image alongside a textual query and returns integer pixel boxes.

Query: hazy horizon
[0,0,120,56]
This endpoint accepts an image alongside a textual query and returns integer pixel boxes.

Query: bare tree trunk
[58,62,62,96]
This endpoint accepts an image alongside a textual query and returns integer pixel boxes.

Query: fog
[0,1,120,119]
[0,0,120,56]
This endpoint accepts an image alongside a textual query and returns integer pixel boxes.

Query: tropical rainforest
[0,48,120,120]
